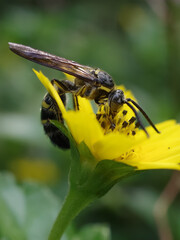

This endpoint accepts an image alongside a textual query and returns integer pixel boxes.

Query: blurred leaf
[0,172,61,240]
[67,224,111,240]
[124,188,158,225]
[0,172,112,240]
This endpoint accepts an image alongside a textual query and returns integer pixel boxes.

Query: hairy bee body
[41,92,70,149]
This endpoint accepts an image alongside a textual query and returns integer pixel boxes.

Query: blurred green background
[0,0,180,240]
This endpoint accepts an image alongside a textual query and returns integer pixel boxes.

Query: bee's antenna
[126,98,160,134]
[125,101,149,137]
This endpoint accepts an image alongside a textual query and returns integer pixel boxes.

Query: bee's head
[108,89,126,114]
[109,89,125,104]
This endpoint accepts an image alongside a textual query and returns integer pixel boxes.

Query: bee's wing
[9,42,96,83]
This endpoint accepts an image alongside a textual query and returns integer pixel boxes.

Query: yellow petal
[77,96,95,115]
[93,132,133,160]
[33,69,67,116]
[64,110,104,151]
[119,120,180,170]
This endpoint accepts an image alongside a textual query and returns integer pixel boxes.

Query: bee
[9,43,160,148]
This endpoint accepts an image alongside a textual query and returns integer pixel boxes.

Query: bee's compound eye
[109,90,125,104]
[116,89,124,95]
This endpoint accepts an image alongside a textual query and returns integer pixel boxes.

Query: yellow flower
[33,69,180,171]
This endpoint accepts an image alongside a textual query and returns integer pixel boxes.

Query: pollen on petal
[119,120,180,171]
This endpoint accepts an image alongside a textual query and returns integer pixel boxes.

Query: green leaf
[84,160,137,198]
[78,142,97,167]
[67,224,111,240]
[0,173,26,240]
[70,142,98,186]
[50,120,81,182]
[0,172,61,240]
[69,141,136,198]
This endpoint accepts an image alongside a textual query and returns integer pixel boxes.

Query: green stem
[48,186,95,240]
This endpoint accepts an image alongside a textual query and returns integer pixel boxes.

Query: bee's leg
[73,95,79,110]
[73,84,86,96]
[73,85,96,110]
[52,79,85,111]
[51,79,79,94]
[53,78,90,97]
[72,85,88,110]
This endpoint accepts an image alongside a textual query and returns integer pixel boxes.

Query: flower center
[96,103,139,136]
[118,149,136,161]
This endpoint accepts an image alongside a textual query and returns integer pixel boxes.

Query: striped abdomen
[41,92,70,149]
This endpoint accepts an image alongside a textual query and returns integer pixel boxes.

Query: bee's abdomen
[41,93,70,149]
